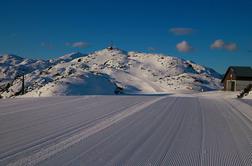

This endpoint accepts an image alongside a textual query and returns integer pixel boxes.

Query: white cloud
[210,39,225,49]
[66,41,89,49]
[224,43,238,52]
[169,28,194,35]
[210,39,238,52]
[176,41,193,53]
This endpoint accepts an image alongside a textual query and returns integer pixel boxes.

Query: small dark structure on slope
[107,41,114,50]
[221,66,252,91]
[237,84,252,98]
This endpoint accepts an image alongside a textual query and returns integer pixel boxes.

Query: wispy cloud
[210,39,238,52]
[66,41,89,49]
[41,42,54,50]
[224,43,238,52]
[169,28,194,36]
[176,41,193,53]
[147,47,157,51]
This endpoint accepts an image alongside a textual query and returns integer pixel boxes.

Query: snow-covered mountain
[0,54,51,85]
[49,52,86,64]
[0,48,223,98]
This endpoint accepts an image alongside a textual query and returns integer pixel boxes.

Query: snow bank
[243,91,252,99]
[24,73,116,97]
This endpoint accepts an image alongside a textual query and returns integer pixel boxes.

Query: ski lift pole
[21,72,25,95]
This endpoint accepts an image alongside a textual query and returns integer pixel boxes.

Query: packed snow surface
[0,48,222,98]
[0,94,251,165]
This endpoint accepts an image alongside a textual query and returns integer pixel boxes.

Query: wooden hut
[221,66,252,91]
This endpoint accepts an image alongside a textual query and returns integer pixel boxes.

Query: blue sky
[0,0,252,73]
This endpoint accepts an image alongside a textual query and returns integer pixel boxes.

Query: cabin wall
[223,67,252,91]
[236,80,252,91]
[223,70,235,90]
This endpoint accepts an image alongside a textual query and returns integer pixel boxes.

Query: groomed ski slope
[0,95,251,166]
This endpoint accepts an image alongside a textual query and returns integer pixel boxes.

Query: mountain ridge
[0,48,223,98]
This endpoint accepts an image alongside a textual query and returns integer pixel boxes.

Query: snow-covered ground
[243,91,252,99]
[0,94,251,166]
[2,48,251,165]
[0,48,222,98]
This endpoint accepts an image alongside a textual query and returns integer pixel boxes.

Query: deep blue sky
[0,0,252,73]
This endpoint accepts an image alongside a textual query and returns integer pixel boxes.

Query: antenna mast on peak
[107,41,114,50]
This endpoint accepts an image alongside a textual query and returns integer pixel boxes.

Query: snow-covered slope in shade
[243,91,252,99]
[0,48,223,98]
[24,73,116,97]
